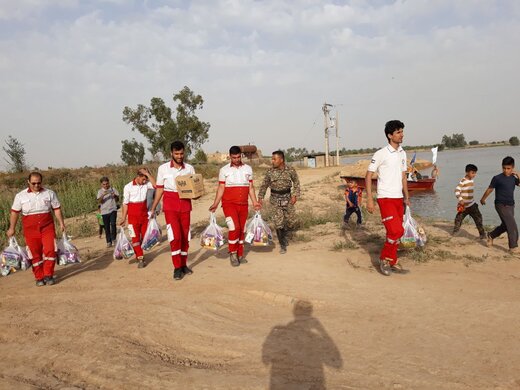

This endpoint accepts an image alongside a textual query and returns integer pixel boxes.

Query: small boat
[340,176,435,192]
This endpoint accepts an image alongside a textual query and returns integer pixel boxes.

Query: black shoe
[44,276,55,285]
[173,268,184,280]
[182,265,193,275]
[35,279,45,287]
[230,253,240,267]
[137,259,146,269]
[238,257,248,264]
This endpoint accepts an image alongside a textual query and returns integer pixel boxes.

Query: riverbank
[1,166,520,389]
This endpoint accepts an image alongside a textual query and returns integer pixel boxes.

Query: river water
[340,145,520,225]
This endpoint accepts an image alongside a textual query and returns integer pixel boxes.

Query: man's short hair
[229,145,241,155]
[465,164,478,173]
[28,171,43,181]
[384,120,405,140]
[502,156,515,167]
[170,141,185,152]
[100,176,109,183]
[272,150,285,161]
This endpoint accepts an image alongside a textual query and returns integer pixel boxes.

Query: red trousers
[223,203,248,257]
[128,213,148,259]
[22,213,57,281]
[164,211,190,269]
[377,198,404,265]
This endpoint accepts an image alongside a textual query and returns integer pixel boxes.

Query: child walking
[453,164,486,239]
[96,205,105,239]
[480,156,519,254]
[344,180,362,226]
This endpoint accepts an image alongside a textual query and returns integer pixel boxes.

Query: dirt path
[1,167,520,389]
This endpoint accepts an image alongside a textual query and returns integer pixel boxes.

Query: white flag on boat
[431,146,438,164]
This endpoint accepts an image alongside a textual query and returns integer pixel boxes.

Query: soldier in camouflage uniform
[258,150,301,254]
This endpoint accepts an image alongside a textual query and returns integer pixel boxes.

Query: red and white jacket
[11,187,61,216]
[219,163,253,206]
[156,161,195,212]
[123,180,154,216]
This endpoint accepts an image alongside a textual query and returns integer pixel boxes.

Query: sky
[1,0,519,169]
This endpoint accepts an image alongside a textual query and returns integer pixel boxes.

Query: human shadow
[346,226,385,273]
[262,300,343,390]
[54,250,114,283]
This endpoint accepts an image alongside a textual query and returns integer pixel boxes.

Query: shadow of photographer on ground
[262,300,343,390]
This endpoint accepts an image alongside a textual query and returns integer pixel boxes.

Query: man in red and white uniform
[7,172,66,286]
[120,168,156,269]
[209,145,261,267]
[150,141,195,281]
[366,120,410,276]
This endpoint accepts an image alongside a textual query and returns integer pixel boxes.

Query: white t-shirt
[11,188,61,216]
[123,180,154,204]
[368,145,407,198]
[156,161,195,192]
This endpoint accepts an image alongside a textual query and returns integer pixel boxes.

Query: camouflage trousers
[269,195,297,230]
[453,203,485,237]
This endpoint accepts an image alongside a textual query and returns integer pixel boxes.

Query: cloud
[0,1,519,168]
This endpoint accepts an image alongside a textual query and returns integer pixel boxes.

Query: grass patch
[463,254,487,263]
[296,204,343,230]
[331,240,358,251]
[292,233,311,242]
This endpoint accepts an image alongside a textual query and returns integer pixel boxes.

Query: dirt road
[1,167,520,389]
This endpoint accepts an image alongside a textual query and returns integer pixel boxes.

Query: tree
[469,140,479,146]
[121,138,145,166]
[509,136,519,146]
[192,149,208,163]
[122,86,210,159]
[441,133,467,148]
[3,135,27,172]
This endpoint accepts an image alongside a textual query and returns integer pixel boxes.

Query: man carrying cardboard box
[209,145,261,267]
[150,141,195,281]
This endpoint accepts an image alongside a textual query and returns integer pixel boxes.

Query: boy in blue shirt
[344,180,363,227]
[480,156,519,254]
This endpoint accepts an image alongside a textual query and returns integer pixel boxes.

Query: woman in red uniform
[120,168,156,269]
[6,172,66,286]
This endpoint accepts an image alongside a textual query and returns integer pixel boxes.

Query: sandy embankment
[1,166,520,389]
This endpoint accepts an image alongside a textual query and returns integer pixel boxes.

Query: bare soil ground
[1,166,520,389]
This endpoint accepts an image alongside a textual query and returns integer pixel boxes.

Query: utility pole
[335,110,340,166]
[322,102,332,167]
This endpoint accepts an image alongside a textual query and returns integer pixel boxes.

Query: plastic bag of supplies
[57,233,81,265]
[245,212,273,246]
[113,228,135,260]
[1,237,29,276]
[200,213,225,250]
[400,206,426,248]
[142,217,162,251]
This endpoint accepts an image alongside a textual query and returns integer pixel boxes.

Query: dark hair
[384,120,404,141]
[465,164,478,173]
[272,150,285,161]
[502,156,515,167]
[229,145,241,155]
[100,176,109,183]
[28,171,42,181]
[170,141,185,152]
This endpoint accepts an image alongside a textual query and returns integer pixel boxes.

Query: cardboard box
[175,174,205,199]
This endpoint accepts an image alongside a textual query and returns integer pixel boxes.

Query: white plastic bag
[113,228,135,260]
[200,213,225,250]
[1,237,24,275]
[245,212,273,246]
[142,217,162,251]
[400,206,425,248]
[57,233,81,265]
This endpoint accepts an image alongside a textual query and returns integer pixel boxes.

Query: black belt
[271,188,291,195]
